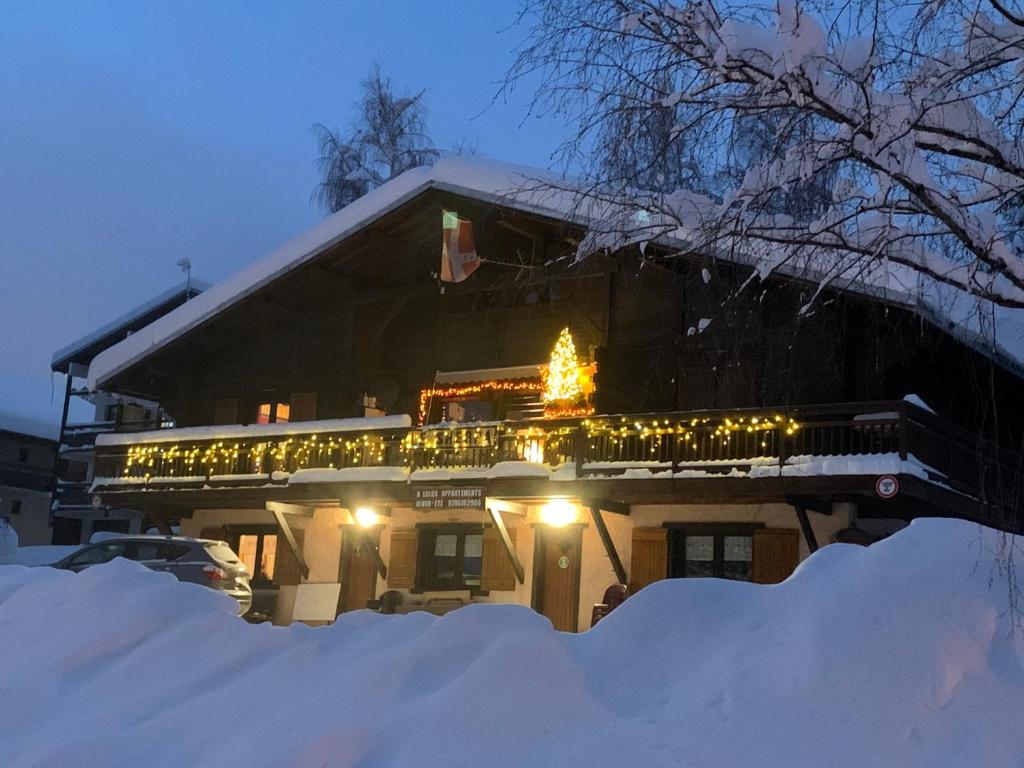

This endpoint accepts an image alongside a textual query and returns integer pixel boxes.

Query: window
[17,447,28,463]
[123,542,189,562]
[417,524,484,591]
[256,401,290,424]
[10,500,21,515]
[66,542,127,568]
[668,525,757,582]
[231,529,278,584]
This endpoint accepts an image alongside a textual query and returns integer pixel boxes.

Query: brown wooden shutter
[273,528,305,587]
[387,528,419,589]
[629,527,668,594]
[212,398,239,425]
[481,525,517,592]
[199,526,227,542]
[289,392,318,422]
[752,527,800,584]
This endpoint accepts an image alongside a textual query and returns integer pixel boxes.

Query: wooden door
[533,526,582,632]
[340,528,379,612]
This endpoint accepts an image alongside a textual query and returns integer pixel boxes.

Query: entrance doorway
[533,525,582,632]
[339,527,380,613]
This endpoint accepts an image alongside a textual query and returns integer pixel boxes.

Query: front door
[533,525,582,632]
[339,527,380,613]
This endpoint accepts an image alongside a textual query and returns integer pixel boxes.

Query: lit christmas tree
[543,328,584,405]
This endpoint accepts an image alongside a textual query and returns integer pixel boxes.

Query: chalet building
[50,279,207,544]
[83,157,1024,628]
[0,426,58,546]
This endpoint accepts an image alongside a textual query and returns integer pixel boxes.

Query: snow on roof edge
[52,279,211,370]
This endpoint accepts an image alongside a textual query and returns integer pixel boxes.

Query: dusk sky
[0,0,565,435]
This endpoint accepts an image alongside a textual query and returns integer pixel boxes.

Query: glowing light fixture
[540,499,577,527]
[354,507,380,528]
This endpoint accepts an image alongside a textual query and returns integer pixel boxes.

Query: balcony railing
[92,401,1022,508]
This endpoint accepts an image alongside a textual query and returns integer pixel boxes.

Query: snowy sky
[0,1,564,436]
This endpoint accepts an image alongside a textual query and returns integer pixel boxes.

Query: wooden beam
[582,498,630,516]
[792,502,819,553]
[360,534,388,580]
[368,298,408,345]
[269,507,310,580]
[487,507,525,584]
[785,494,833,515]
[588,505,628,585]
[266,501,315,518]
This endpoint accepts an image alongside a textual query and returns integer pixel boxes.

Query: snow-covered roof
[85,156,1024,389]
[86,158,579,390]
[52,279,210,374]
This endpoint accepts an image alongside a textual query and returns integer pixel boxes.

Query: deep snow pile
[1,519,1022,768]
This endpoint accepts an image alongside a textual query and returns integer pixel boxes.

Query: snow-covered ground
[0,518,1021,767]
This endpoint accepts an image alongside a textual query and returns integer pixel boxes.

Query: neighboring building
[84,157,1024,628]
[0,426,58,546]
[50,279,207,544]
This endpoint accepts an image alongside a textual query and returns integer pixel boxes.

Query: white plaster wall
[577,510,633,631]
[1,488,52,546]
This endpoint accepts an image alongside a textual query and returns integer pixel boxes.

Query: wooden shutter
[199,526,227,542]
[481,525,517,592]
[273,528,305,587]
[630,527,667,594]
[212,398,238,426]
[752,527,800,584]
[387,528,419,589]
[290,392,318,422]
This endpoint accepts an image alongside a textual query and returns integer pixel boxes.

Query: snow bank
[0,544,78,567]
[1,518,1022,767]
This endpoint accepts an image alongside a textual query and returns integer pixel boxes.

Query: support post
[793,503,819,553]
[269,506,310,580]
[487,507,525,584]
[588,505,628,585]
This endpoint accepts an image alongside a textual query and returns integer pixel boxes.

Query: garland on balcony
[416,379,543,425]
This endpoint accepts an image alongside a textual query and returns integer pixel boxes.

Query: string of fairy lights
[117,413,803,481]
[113,328,803,482]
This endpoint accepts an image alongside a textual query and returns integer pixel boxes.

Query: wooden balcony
[91,401,1022,525]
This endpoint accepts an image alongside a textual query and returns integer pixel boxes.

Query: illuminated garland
[117,412,802,481]
[417,379,542,425]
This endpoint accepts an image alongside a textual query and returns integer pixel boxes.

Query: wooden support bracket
[487,507,525,584]
[792,503,820,553]
[588,505,628,585]
[268,505,311,580]
[360,534,388,580]
[266,501,316,518]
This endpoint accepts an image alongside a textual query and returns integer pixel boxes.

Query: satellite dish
[368,376,400,410]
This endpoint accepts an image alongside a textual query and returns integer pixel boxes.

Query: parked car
[51,535,252,616]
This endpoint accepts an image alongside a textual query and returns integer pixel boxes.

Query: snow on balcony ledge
[95,415,412,447]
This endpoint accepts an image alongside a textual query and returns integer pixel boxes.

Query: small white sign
[290,582,342,622]
[875,475,899,499]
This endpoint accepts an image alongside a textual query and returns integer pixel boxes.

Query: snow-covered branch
[510,0,1024,307]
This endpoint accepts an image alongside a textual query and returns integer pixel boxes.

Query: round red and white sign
[875,475,899,499]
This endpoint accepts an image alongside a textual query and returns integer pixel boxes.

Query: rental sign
[412,485,486,511]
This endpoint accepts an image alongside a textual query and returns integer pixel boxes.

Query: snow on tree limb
[508,0,1024,308]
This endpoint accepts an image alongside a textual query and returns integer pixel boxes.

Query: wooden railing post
[897,401,909,461]
[575,423,587,478]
